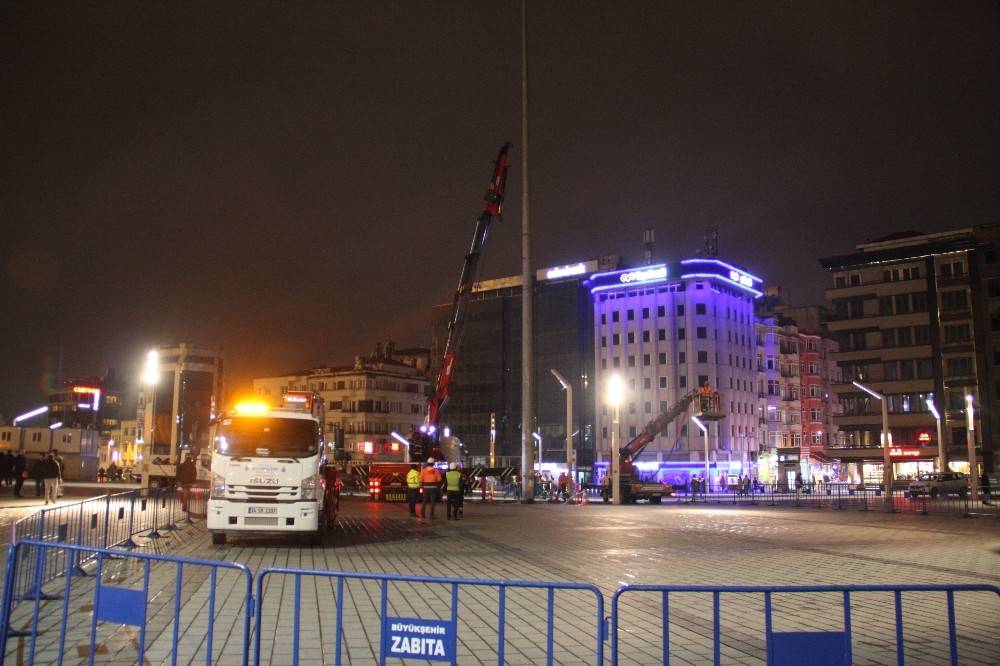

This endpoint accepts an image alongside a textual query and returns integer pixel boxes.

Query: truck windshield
[216,417,317,458]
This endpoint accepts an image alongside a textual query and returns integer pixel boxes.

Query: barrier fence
[611,584,1000,666]
[2,537,998,665]
[0,539,253,666]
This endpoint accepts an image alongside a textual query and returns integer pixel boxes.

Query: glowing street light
[390,431,411,462]
[550,368,575,497]
[48,422,63,430]
[13,406,48,425]
[142,349,160,386]
[852,380,892,510]
[966,394,979,501]
[925,393,944,472]
[605,374,625,505]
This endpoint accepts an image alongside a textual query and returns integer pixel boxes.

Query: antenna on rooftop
[642,229,656,265]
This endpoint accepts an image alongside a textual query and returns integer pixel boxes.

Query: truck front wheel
[211,532,227,546]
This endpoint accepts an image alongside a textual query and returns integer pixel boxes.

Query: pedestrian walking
[405,464,421,516]
[445,463,464,520]
[52,449,65,496]
[557,472,568,502]
[41,452,60,504]
[0,452,11,488]
[981,471,992,505]
[13,453,26,497]
[177,455,197,510]
[30,454,46,497]
[419,459,441,519]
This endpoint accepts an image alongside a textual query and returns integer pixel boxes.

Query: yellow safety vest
[406,469,421,489]
[445,470,462,492]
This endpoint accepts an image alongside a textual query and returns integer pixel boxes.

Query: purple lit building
[588,259,764,487]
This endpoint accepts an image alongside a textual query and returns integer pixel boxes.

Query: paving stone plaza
[3,497,999,665]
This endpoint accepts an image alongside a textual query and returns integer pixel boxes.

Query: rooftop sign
[536,260,598,282]
[587,264,669,294]
[586,258,764,296]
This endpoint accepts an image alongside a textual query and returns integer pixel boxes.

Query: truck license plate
[247,507,278,515]
[249,477,280,485]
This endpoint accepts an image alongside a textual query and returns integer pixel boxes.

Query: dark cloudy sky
[2,1,998,418]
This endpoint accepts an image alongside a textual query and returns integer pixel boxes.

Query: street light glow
[965,394,975,431]
[142,348,160,385]
[532,432,542,443]
[13,405,48,425]
[852,380,883,400]
[926,393,940,420]
[390,432,410,448]
[48,421,62,430]
[691,416,708,434]
[605,374,625,408]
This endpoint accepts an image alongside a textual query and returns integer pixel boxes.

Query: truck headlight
[301,474,319,500]
[211,473,227,499]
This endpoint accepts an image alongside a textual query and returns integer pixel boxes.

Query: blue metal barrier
[253,567,605,666]
[610,583,1000,666]
[0,539,253,666]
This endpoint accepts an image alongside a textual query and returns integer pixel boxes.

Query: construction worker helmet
[449,462,457,470]
[427,457,435,464]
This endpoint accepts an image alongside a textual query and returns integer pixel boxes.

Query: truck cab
[207,394,335,545]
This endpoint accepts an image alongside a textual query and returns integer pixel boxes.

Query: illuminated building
[588,258,764,486]
[821,226,1000,479]
[252,341,429,462]
[428,258,614,470]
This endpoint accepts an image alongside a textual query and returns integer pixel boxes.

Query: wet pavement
[4,495,999,664]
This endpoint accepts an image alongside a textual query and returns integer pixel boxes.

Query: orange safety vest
[420,467,441,485]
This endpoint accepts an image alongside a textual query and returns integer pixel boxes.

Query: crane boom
[425,143,512,436]
[620,390,700,464]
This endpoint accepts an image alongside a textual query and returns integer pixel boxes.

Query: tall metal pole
[519,0,535,503]
[881,399,893,510]
[966,394,979,501]
[927,394,944,472]
[611,404,621,504]
[550,369,574,497]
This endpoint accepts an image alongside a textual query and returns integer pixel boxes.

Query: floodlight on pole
[13,406,48,425]
[550,368,575,497]
[926,393,944,472]
[606,374,625,505]
[966,394,979,501]
[852,380,893,510]
[48,422,62,430]
[691,416,708,434]
[391,431,411,462]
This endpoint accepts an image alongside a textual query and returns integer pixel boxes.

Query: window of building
[835,275,846,288]
[850,274,861,286]
[894,294,911,314]
[643,378,651,389]
[628,403,636,414]
[944,324,971,343]
[911,292,928,312]
[941,290,967,311]
[0,432,9,442]
[612,333,620,345]
[696,327,707,339]
[612,311,620,322]
[883,362,898,380]
[601,314,606,325]
[678,352,686,364]
[643,354,651,366]
[881,330,896,348]
[628,356,636,367]
[601,336,607,348]
[899,360,914,380]
[767,380,778,395]
[659,377,667,388]
[878,296,893,315]
[678,328,686,340]
[642,307,650,319]
[642,331,650,342]
[947,392,965,410]
[897,327,913,347]
[914,326,930,345]
[627,309,635,321]
[698,374,709,386]
[627,332,635,344]
[946,357,973,376]
[697,351,708,363]
[658,329,666,341]
[601,359,607,369]
[31,432,41,442]
[657,305,665,316]
[658,352,666,364]
[679,376,687,388]
[613,357,620,368]
[695,303,706,315]
[628,426,637,437]
[677,305,685,316]
[644,401,652,413]
[953,261,964,277]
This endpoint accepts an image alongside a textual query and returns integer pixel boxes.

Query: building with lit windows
[820,225,1000,481]
[588,258,764,488]
[252,342,429,462]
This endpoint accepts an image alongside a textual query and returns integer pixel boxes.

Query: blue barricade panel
[96,585,147,627]
[772,632,847,665]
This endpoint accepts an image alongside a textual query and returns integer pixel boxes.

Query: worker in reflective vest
[420,459,442,519]
[405,464,421,517]
[445,463,464,520]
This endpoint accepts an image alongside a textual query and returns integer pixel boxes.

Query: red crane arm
[426,143,512,431]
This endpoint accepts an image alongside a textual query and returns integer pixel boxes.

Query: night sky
[2,1,998,418]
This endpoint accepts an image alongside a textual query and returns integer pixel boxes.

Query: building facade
[820,226,1000,480]
[588,259,764,487]
[428,260,606,471]
[253,343,429,462]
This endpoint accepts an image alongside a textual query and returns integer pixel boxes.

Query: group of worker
[405,458,466,520]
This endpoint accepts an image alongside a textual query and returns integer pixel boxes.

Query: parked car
[907,472,968,498]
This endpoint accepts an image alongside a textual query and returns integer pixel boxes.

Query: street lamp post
[853,380,893,510]
[926,393,945,472]
[966,394,979,502]
[691,416,709,491]
[142,350,160,472]
[606,374,625,505]
[550,369,574,497]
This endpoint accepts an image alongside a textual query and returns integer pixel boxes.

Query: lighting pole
[606,374,625,505]
[926,393,944,472]
[489,412,496,467]
[550,368,574,496]
[966,394,979,501]
[692,416,709,489]
[142,350,160,467]
[853,380,892,509]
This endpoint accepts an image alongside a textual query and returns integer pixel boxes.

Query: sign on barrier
[382,616,455,661]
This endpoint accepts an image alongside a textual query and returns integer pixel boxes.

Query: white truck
[207,393,331,545]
